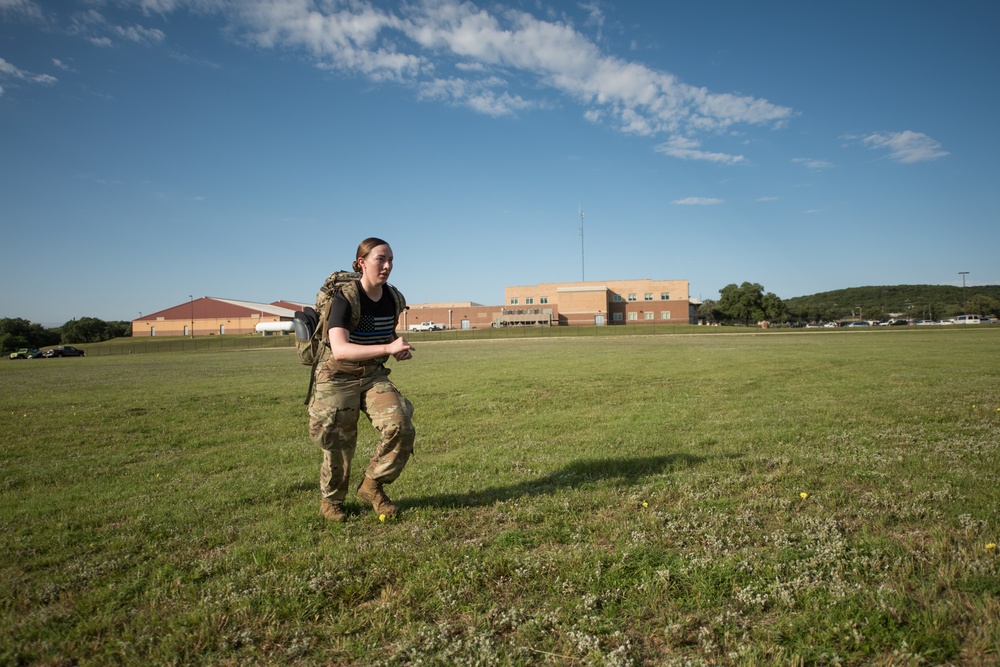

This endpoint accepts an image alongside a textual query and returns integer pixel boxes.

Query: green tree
[967,294,1000,318]
[0,332,30,355]
[698,299,721,324]
[61,317,108,344]
[59,317,132,344]
[0,318,59,353]
[106,321,133,338]
[761,291,789,323]
[718,282,765,326]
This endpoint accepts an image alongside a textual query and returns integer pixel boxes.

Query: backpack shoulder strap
[386,284,406,320]
[339,280,363,332]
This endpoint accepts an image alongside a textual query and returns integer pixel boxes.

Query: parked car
[408,321,445,332]
[9,348,40,359]
[27,349,45,358]
[43,345,86,357]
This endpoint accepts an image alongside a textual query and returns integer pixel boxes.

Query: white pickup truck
[409,321,445,332]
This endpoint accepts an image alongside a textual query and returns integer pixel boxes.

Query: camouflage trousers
[308,360,415,503]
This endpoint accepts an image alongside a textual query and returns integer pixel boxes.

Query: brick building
[133,297,307,337]
[133,278,696,336]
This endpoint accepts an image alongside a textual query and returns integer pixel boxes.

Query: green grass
[2,328,999,665]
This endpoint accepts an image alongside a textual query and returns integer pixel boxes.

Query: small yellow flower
[379,513,387,522]
[642,502,648,508]
[987,543,997,550]
[800,492,809,499]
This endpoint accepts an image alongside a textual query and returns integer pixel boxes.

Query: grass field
[2,328,998,666]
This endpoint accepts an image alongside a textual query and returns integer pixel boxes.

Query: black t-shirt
[327,283,397,346]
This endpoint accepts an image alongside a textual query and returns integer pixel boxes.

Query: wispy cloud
[129,0,793,156]
[112,23,166,45]
[0,56,57,91]
[861,130,948,164]
[674,197,723,206]
[655,136,745,164]
[0,0,44,22]
[792,157,833,170]
[67,6,165,47]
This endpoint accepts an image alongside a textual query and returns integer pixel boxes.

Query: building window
[644,293,653,301]
[510,298,519,305]
[525,297,534,305]
[628,293,637,302]
[613,313,623,322]
[661,311,670,319]
[628,312,637,321]
[612,294,624,302]
[661,292,670,300]
[645,312,654,320]
[540,296,548,304]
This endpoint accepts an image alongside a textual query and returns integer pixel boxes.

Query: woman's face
[359,243,393,284]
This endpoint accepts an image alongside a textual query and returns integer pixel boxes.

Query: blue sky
[2,0,997,325]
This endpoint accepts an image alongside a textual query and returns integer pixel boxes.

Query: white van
[951,315,981,324]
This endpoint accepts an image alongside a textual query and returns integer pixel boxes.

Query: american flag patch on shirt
[349,313,396,346]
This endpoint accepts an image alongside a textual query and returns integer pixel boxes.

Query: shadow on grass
[402,453,713,510]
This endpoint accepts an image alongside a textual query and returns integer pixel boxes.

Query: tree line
[0,317,131,355]
[700,283,1000,325]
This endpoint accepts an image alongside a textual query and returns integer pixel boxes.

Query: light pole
[189,295,194,338]
[958,271,969,322]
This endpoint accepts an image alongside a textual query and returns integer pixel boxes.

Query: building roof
[137,296,303,322]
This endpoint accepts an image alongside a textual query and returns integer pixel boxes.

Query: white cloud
[212,0,791,146]
[655,135,745,164]
[792,157,833,170]
[417,76,534,116]
[756,196,778,202]
[0,56,57,85]
[862,131,948,164]
[0,0,44,21]
[66,6,167,48]
[113,23,166,44]
[674,197,723,206]
[48,0,793,159]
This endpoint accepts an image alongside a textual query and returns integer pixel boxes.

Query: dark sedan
[43,346,86,357]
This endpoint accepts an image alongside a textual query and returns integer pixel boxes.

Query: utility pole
[959,271,969,321]
[579,205,585,282]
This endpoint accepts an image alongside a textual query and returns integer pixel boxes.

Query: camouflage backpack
[293,270,406,403]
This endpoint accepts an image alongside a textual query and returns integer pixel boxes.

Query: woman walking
[309,237,415,522]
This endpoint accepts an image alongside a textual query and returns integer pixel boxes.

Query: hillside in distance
[784,284,1000,321]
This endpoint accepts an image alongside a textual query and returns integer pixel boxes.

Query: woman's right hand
[388,336,413,360]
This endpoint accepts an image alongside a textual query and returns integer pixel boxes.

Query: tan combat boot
[320,499,346,522]
[357,477,398,518]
